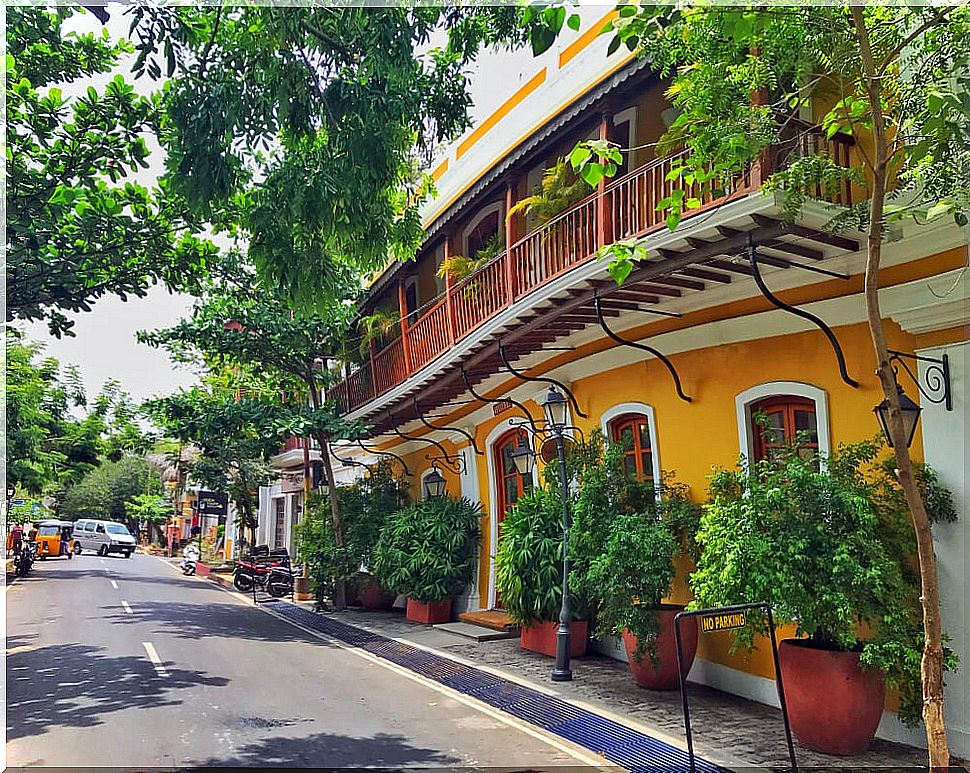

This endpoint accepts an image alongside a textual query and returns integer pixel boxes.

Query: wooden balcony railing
[332,129,853,414]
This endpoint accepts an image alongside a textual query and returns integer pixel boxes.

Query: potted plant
[495,489,588,657]
[691,439,958,755]
[373,495,480,624]
[587,506,698,690]
[295,462,409,610]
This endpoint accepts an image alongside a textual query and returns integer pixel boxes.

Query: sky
[18,5,199,405]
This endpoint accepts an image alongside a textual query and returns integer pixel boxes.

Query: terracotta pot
[520,620,588,658]
[406,598,452,625]
[358,580,395,610]
[622,606,698,691]
[778,639,885,756]
[194,561,212,578]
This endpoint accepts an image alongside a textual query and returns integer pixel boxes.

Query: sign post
[674,602,797,773]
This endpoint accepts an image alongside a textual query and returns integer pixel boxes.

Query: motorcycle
[14,541,38,577]
[233,546,294,597]
[180,542,201,576]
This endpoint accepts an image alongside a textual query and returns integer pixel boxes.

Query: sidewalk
[287,605,935,771]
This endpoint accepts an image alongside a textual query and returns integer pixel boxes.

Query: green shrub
[691,438,958,726]
[587,512,679,663]
[373,495,481,603]
[495,488,572,627]
[295,461,409,603]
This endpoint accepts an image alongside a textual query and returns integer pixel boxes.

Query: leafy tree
[142,386,288,550]
[6,5,216,337]
[126,492,172,544]
[60,455,155,530]
[125,6,530,307]
[140,257,366,605]
[526,5,968,761]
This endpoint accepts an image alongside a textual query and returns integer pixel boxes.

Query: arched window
[609,413,654,481]
[494,429,533,518]
[750,396,818,463]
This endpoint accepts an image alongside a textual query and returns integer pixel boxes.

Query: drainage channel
[266,602,722,773]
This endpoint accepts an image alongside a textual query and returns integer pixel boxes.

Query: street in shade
[5,554,598,769]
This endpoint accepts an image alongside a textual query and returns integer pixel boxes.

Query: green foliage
[357,309,401,354]
[6,6,215,337]
[691,440,958,726]
[61,456,155,529]
[295,462,410,603]
[128,5,532,308]
[587,513,679,663]
[549,5,970,278]
[126,492,172,525]
[507,158,591,225]
[435,232,506,284]
[5,330,154,494]
[373,495,481,603]
[495,488,569,627]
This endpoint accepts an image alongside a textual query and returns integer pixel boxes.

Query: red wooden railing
[333,129,853,413]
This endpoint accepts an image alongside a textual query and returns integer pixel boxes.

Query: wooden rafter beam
[751,214,859,252]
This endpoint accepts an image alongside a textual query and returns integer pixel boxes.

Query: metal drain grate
[266,602,721,772]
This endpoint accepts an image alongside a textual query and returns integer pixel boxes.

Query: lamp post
[510,385,574,681]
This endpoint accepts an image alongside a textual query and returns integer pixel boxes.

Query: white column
[456,444,483,613]
[918,341,969,759]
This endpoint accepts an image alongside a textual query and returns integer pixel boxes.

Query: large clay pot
[358,578,395,610]
[406,597,452,625]
[521,620,588,658]
[622,606,698,691]
[778,639,885,755]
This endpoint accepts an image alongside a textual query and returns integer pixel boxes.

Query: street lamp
[537,386,575,682]
[874,382,922,449]
[424,468,447,498]
[509,438,536,477]
[541,386,569,431]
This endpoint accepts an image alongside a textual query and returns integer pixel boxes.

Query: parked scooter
[233,546,294,597]
[180,542,200,576]
[14,541,38,577]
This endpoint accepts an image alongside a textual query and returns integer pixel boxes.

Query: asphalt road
[5,551,597,768]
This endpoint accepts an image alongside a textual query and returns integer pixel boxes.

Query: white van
[73,520,136,558]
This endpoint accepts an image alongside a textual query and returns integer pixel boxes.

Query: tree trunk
[307,376,347,610]
[852,9,949,767]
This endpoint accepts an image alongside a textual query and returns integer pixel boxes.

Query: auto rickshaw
[34,520,74,560]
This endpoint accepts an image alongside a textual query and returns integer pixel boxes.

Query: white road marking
[122,601,133,615]
[99,559,105,565]
[142,642,169,677]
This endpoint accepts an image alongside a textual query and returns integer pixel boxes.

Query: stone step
[433,621,516,642]
[459,609,518,631]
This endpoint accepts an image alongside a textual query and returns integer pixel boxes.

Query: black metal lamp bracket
[355,439,412,477]
[424,452,466,476]
[888,350,952,411]
[748,240,860,388]
[461,368,538,434]
[594,297,692,402]
[498,345,588,419]
[387,412,460,467]
[413,398,484,456]
[331,447,374,473]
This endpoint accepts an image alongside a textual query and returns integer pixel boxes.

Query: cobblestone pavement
[317,606,939,771]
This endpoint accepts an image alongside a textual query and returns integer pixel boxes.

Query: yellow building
[328,9,968,755]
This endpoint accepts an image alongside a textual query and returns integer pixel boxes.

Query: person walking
[11,522,24,556]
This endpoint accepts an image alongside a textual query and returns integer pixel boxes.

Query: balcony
[332,125,854,416]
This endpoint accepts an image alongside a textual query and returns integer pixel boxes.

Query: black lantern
[6,485,14,500]
[510,438,536,477]
[541,386,568,431]
[874,383,922,449]
[423,469,447,498]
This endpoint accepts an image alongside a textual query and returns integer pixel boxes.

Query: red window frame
[750,396,818,462]
[609,413,654,482]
